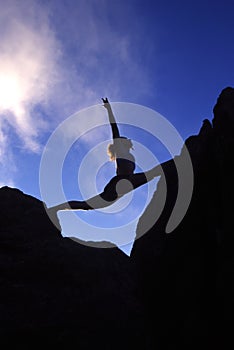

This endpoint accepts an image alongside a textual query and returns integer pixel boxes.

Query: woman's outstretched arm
[102,98,120,139]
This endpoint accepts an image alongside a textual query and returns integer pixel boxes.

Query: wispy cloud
[0,0,154,188]
[0,0,61,153]
[0,0,59,185]
[0,0,70,185]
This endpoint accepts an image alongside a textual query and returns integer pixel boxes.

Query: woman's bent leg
[127,168,160,192]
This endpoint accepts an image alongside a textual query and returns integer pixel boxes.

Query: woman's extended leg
[47,193,118,212]
[46,161,169,213]
[47,179,119,212]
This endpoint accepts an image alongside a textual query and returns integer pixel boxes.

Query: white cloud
[0,0,62,155]
[0,0,154,188]
[0,0,75,186]
[0,0,106,167]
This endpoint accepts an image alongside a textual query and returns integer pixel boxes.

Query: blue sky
[0,0,234,254]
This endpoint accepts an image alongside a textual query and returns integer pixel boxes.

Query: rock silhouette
[133,86,234,348]
[1,87,234,348]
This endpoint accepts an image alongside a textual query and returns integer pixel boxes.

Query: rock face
[132,87,234,348]
[0,187,143,348]
[1,87,234,348]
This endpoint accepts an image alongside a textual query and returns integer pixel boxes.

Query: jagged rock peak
[0,185,41,207]
[212,86,234,133]
[199,118,212,137]
[215,86,234,104]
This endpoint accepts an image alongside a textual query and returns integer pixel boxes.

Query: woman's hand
[102,97,111,109]
[102,97,109,104]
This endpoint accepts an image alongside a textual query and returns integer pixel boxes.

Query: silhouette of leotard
[48,98,166,213]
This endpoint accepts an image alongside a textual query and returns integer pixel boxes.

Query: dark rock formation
[1,87,234,348]
[132,87,234,348]
[0,187,144,348]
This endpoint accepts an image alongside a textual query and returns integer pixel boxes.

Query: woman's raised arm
[102,98,120,139]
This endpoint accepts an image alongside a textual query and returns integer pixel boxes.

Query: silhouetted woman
[48,98,163,212]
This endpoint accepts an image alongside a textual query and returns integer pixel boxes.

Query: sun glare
[0,74,21,111]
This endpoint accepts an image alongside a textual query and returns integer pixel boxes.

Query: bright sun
[0,74,21,111]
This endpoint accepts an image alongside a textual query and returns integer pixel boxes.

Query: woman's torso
[116,154,135,175]
[113,138,135,175]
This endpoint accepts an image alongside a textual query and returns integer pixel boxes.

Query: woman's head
[107,137,133,161]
